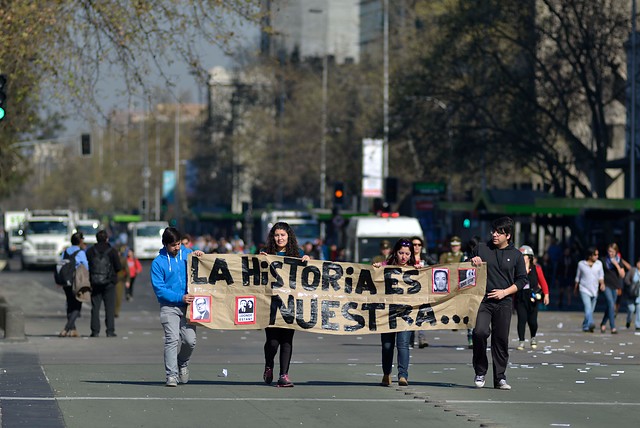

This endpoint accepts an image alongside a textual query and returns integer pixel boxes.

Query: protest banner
[188,254,486,335]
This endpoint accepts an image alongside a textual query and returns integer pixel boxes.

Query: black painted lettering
[301,265,321,291]
[241,256,261,286]
[208,258,234,285]
[284,257,305,290]
[384,268,403,294]
[361,303,385,331]
[355,270,377,294]
[321,262,343,291]
[415,303,437,327]
[342,302,365,332]
[321,300,340,331]
[388,304,414,329]
[191,257,208,284]
[261,260,269,285]
[269,261,284,289]
[403,270,421,293]
[296,298,318,329]
[269,295,295,325]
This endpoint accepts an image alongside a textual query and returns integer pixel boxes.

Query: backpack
[54,249,81,287]
[90,247,115,286]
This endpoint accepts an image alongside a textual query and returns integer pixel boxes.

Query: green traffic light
[463,218,471,228]
[0,107,5,120]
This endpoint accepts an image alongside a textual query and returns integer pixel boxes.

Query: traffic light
[81,133,91,156]
[0,74,7,121]
[463,218,471,228]
[333,181,345,206]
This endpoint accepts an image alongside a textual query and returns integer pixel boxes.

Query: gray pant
[160,305,197,379]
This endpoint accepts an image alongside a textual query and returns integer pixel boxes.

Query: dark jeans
[91,282,116,336]
[63,286,82,331]
[264,327,295,376]
[472,297,513,386]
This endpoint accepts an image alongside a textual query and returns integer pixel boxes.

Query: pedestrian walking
[87,230,122,337]
[126,249,142,301]
[260,222,310,387]
[624,257,640,330]
[373,238,416,387]
[574,247,605,333]
[58,232,88,338]
[600,243,629,334]
[515,245,550,350]
[150,227,204,387]
[469,217,527,390]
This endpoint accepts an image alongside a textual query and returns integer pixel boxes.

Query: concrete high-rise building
[261,0,360,64]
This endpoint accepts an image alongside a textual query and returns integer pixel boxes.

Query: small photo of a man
[432,268,450,293]
[192,296,211,322]
[458,268,477,289]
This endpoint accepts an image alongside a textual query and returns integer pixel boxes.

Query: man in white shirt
[574,247,605,332]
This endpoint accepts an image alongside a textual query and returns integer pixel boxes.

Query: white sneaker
[166,376,178,387]
[474,375,485,388]
[495,379,511,390]
[516,341,525,351]
[179,366,189,384]
[530,338,537,349]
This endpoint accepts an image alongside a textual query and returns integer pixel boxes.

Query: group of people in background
[57,230,143,338]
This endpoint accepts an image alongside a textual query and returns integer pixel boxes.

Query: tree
[0,1,261,198]
[393,0,631,199]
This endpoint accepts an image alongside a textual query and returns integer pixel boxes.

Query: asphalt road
[1,257,639,428]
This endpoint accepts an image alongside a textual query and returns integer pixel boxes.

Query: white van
[74,219,102,245]
[130,221,168,259]
[344,216,424,263]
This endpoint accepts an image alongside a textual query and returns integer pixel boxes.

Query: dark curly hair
[264,222,300,257]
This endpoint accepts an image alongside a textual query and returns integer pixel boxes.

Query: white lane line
[0,397,423,402]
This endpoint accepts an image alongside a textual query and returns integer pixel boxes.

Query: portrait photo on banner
[191,295,212,322]
[432,268,450,294]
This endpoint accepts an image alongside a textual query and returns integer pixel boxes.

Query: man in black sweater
[469,217,527,390]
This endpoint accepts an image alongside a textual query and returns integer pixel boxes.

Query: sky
[61,20,260,138]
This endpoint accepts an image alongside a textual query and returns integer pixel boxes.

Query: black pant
[472,298,512,386]
[515,295,539,341]
[127,275,137,297]
[264,327,294,376]
[91,282,116,335]
[63,286,82,331]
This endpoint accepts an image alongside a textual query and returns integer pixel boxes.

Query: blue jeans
[580,292,597,331]
[160,305,197,379]
[627,296,640,327]
[381,331,411,380]
[600,287,617,330]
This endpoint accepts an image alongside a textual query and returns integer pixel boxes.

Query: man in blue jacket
[469,217,527,390]
[151,227,204,387]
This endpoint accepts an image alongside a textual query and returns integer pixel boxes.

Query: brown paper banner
[188,254,486,335]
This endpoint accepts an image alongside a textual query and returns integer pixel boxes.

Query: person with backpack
[58,232,88,337]
[86,229,122,337]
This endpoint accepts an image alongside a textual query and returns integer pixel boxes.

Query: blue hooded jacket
[150,244,193,306]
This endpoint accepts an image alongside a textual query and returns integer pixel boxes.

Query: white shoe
[179,366,189,384]
[474,375,485,388]
[166,376,178,387]
[530,338,537,349]
[516,341,525,351]
[495,379,511,390]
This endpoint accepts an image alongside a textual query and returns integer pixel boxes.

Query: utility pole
[631,0,637,263]
[383,0,389,180]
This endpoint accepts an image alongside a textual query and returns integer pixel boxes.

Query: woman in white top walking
[574,247,605,332]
